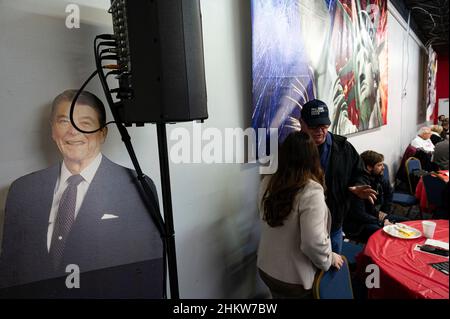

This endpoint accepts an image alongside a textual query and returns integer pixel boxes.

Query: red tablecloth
[415,171,449,213]
[356,220,449,299]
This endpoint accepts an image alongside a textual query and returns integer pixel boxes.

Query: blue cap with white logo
[301,99,331,127]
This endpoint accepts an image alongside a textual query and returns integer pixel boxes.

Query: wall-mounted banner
[426,45,438,122]
[252,0,388,145]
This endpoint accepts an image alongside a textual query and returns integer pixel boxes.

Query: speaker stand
[157,122,180,299]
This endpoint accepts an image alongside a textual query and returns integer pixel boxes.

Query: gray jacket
[433,139,449,170]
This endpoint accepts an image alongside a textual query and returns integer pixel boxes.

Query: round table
[357,220,449,299]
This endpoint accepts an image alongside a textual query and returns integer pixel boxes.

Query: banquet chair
[396,145,417,184]
[384,164,419,218]
[313,256,353,299]
[422,174,447,218]
[341,241,364,267]
[405,157,424,195]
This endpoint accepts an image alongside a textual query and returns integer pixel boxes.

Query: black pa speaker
[109,0,208,124]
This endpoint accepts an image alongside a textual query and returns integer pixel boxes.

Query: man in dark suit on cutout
[0,90,164,298]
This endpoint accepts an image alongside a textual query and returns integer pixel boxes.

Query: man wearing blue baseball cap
[299,99,377,254]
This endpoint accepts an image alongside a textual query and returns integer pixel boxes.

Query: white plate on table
[383,223,422,239]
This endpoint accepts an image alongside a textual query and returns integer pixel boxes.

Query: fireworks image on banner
[252,0,388,146]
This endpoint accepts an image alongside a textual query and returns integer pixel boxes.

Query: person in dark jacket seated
[344,151,409,242]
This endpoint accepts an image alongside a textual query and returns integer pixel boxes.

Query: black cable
[67,70,99,134]
[100,48,117,55]
[96,34,116,40]
[100,55,119,61]
[67,34,119,134]
[105,70,122,80]
[161,237,167,299]
[94,35,166,234]
[68,70,116,134]
[95,37,116,61]
[94,35,169,298]
[98,40,117,47]
[97,42,117,56]
[66,35,121,134]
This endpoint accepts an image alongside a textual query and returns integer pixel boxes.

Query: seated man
[344,151,408,242]
[0,90,164,298]
[433,139,449,170]
[411,127,435,153]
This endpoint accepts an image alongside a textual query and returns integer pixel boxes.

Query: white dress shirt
[411,136,435,153]
[47,153,102,252]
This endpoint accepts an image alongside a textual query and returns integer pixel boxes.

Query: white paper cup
[422,221,436,239]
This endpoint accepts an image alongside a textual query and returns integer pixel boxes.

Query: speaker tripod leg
[157,122,180,299]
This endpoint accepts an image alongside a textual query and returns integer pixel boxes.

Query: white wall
[165,0,263,298]
[0,0,428,299]
[348,4,428,180]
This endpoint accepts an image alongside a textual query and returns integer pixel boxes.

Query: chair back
[422,174,446,208]
[406,157,422,173]
[405,157,422,194]
[342,241,364,265]
[313,256,353,299]
[396,145,417,182]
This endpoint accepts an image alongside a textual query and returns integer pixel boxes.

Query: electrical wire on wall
[412,6,437,48]
[401,11,411,100]
[399,10,411,158]
[401,6,437,98]
[399,5,437,152]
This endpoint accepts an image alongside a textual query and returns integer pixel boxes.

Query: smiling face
[51,101,107,171]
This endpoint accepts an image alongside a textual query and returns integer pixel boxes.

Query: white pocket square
[101,213,119,220]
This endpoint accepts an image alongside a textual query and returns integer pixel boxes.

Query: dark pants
[331,227,343,254]
[258,269,313,299]
[359,214,410,242]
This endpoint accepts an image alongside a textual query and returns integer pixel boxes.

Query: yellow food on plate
[395,226,415,237]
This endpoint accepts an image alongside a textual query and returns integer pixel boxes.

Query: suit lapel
[28,164,60,275]
[71,156,110,228]
[37,164,60,251]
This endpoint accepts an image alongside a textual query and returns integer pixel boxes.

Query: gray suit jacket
[0,156,164,298]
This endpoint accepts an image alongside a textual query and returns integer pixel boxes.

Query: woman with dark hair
[257,131,343,299]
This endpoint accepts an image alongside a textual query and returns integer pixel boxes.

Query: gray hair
[418,126,431,136]
[51,89,106,126]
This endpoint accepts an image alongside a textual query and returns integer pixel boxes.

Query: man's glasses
[308,125,330,131]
